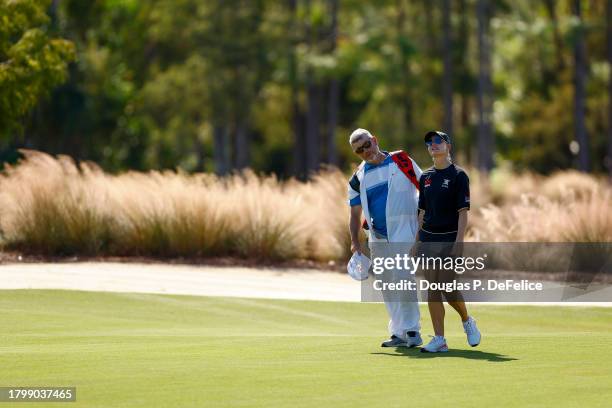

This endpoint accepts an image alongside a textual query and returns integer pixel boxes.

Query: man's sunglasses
[425,136,446,146]
[354,140,372,154]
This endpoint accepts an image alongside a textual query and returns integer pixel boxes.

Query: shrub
[0,151,609,263]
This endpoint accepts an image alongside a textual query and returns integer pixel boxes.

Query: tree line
[1,0,611,178]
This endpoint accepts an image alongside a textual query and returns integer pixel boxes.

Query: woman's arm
[455,170,470,243]
[411,209,425,256]
[456,208,468,242]
[416,209,425,242]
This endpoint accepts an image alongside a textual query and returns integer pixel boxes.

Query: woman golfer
[417,130,481,352]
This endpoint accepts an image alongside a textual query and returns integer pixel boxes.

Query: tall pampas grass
[0,151,352,260]
[0,151,609,262]
[0,152,113,254]
[469,171,612,242]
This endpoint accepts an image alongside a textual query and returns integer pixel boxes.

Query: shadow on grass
[371,347,517,362]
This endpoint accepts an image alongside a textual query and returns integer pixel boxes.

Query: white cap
[347,252,371,281]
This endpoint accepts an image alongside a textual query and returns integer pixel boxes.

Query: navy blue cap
[424,130,451,144]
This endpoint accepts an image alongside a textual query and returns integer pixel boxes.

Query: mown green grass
[0,290,610,407]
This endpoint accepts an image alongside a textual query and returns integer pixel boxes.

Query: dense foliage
[1,0,610,176]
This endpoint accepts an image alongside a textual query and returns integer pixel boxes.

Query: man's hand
[349,205,364,255]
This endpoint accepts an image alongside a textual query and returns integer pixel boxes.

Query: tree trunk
[442,0,453,139]
[422,0,436,55]
[50,0,59,28]
[234,121,249,169]
[327,0,339,166]
[544,0,565,72]
[287,0,306,179]
[213,125,229,176]
[304,0,320,175]
[194,135,206,172]
[458,0,472,164]
[306,83,321,174]
[397,0,413,136]
[573,0,590,172]
[476,0,494,172]
[607,0,612,181]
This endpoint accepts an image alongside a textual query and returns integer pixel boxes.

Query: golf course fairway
[1,290,610,407]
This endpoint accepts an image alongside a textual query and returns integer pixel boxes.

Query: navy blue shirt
[418,164,470,233]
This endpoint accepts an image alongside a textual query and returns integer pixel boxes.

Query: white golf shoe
[420,335,448,353]
[463,316,481,347]
[406,331,423,348]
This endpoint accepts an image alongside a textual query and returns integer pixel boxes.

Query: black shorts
[416,230,462,301]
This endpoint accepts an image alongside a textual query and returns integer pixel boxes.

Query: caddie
[347,128,423,348]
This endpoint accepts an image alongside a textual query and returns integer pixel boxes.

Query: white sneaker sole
[420,345,449,353]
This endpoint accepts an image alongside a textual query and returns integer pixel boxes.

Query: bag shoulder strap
[390,150,420,191]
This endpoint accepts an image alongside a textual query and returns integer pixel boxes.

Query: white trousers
[369,234,420,340]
